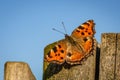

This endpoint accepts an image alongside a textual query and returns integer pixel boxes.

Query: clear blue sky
[0,0,120,80]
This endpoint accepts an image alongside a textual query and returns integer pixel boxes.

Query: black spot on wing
[83,37,88,42]
[60,50,64,53]
[86,28,88,30]
[58,53,60,56]
[85,30,88,32]
[55,54,57,56]
[48,51,52,58]
[78,26,84,30]
[76,30,80,32]
[53,46,57,53]
[88,32,91,35]
[58,45,61,48]
[81,32,85,35]
[83,22,90,26]
[60,57,63,59]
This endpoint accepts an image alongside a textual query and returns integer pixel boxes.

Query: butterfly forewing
[45,40,67,64]
[71,20,95,38]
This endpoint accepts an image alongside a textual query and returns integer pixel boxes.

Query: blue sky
[0,0,120,80]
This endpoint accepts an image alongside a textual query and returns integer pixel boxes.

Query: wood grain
[99,33,120,80]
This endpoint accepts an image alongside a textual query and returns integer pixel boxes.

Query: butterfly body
[45,20,96,65]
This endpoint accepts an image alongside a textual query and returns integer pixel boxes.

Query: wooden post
[99,33,120,80]
[4,62,36,80]
[116,34,120,80]
[43,40,97,80]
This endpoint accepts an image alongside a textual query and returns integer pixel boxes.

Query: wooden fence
[4,33,120,80]
[99,33,120,80]
[4,62,36,80]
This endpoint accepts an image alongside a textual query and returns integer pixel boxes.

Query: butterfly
[44,20,96,65]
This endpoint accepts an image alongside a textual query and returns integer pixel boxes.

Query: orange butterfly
[45,20,96,65]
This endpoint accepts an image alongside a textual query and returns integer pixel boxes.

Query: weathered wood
[99,33,120,80]
[116,33,120,80]
[99,33,116,80]
[4,62,36,80]
[43,40,97,80]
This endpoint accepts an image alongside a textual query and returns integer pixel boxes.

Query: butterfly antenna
[62,22,67,34]
[52,28,65,35]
